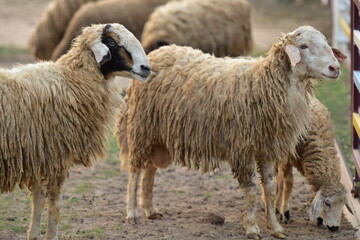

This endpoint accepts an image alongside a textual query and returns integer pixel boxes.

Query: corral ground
[0,0,357,239]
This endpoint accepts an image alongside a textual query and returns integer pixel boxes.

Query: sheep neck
[53,47,121,166]
[244,46,312,160]
[57,46,104,82]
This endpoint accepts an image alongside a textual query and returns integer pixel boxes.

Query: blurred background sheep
[28,0,99,60]
[28,0,170,61]
[141,0,253,56]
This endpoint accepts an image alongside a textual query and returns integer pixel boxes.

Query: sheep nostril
[140,65,151,72]
[327,226,339,232]
[317,217,323,226]
[329,65,340,74]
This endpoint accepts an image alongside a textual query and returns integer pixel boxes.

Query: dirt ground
[0,0,358,239]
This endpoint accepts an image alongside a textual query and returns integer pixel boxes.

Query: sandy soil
[0,0,357,239]
[1,162,357,240]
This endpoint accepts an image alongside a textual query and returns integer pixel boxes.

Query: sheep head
[82,23,151,81]
[309,186,354,232]
[282,26,346,81]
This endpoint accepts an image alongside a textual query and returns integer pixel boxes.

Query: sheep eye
[324,201,331,207]
[108,40,117,47]
[299,44,308,50]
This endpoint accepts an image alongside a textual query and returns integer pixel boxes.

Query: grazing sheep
[51,0,170,60]
[0,23,150,240]
[116,26,344,239]
[275,96,354,231]
[28,0,99,60]
[141,0,253,56]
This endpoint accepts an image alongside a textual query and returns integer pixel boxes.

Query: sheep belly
[151,146,172,169]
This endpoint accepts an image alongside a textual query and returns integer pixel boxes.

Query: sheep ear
[285,44,301,67]
[91,42,112,64]
[310,190,324,221]
[345,197,354,215]
[332,48,347,61]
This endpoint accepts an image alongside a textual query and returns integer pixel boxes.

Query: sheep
[141,0,253,57]
[28,0,99,60]
[0,23,150,240]
[50,0,170,61]
[275,95,354,231]
[116,26,345,239]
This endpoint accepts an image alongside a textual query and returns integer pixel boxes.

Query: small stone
[207,213,225,225]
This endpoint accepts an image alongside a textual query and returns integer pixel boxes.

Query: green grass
[60,223,71,231]
[3,225,26,234]
[0,46,29,57]
[111,223,123,230]
[73,183,95,195]
[0,213,27,233]
[93,227,105,233]
[171,190,185,195]
[214,174,233,180]
[74,226,106,238]
[106,132,120,166]
[0,188,33,235]
[204,193,213,200]
[314,65,352,170]
[67,197,81,203]
[96,169,119,180]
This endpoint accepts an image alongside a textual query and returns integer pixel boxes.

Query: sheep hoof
[284,211,290,222]
[147,212,163,219]
[126,216,139,225]
[281,211,291,224]
[271,232,287,239]
[27,232,41,240]
[28,237,40,240]
[247,233,261,240]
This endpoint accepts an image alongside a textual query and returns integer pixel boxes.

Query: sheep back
[141,0,253,56]
[123,45,310,179]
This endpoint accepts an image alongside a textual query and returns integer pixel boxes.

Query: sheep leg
[45,173,66,240]
[27,179,46,240]
[126,167,141,224]
[275,165,284,216]
[235,161,260,240]
[280,162,293,224]
[259,161,286,239]
[241,178,261,239]
[140,163,162,219]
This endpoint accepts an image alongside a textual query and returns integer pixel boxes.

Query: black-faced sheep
[116,26,345,239]
[275,95,354,231]
[50,0,170,61]
[0,23,150,240]
[141,0,253,56]
[28,0,99,60]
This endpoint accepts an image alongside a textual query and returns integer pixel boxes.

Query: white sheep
[0,23,150,240]
[116,26,345,239]
[275,95,354,231]
[141,0,253,56]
